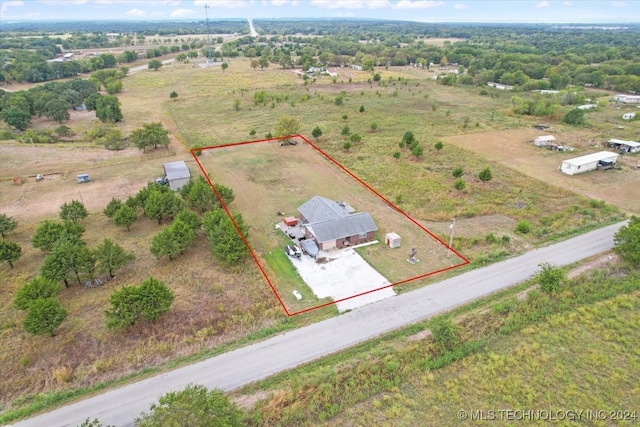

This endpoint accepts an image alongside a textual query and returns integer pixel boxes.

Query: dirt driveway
[292,245,396,312]
[443,128,640,214]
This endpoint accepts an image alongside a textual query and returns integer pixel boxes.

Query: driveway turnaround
[11,221,625,427]
[293,247,395,312]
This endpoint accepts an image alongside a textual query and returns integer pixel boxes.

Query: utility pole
[447,218,456,258]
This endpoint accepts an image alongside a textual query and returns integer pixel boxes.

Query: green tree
[0,213,18,237]
[188,178,217,213]
[175,209,202,232]
[214,183,235,207]
[431,318,463,352]
[221,62,229,73]
[97,128,125,150]
[537,263,566,295]
[145,190,185,224]
[613,216,640,267]
[14,277,62,310]
[23,297,67,336]
[370,122,378,132]
[113,205,137,231]
[148,59,163,71]
[94,238,135,279]
[43,98,70,123]
[454,178,466,191]
[104,277,174,329]
[104,198,123,218]
[204,209,249,267]
[311,126,323,142]
[434,141,444,152]
[0,240,22,268]
[41,235,94,287]
[150,226,181,261]
[95,95,123,123]
[452,167,464,178]
[400,131,415,148]
[275,116,301,139]
[135,384,242,427]
[341,125,350,138]
[350,133,362,145]
[258,56,269,70]
[562,108,585,126]
[60,199,88,223]
[169,91,178,102]
[130,122,170,151]
[1,106,31,131]
[411,145,424,158]
[359,105,365,113]
[31,220,67,252]
[478,167,493,184]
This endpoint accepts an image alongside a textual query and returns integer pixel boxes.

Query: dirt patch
[407,329,432,342]
[568,252,617,279]
[233,390,270,410]
[443,128,640,215]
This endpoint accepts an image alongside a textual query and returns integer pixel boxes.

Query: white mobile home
[560,151,619,175]
[534,135,556,146]
[614,94,640,104]
[163,160,191,191]
[607,139,640,153]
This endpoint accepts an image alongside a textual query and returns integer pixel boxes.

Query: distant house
[534,135,556,147]
[298,196,378,251]
[560,151,619,175]
[607,139,640,153]
[163,160,191,192]
[539,90,560,95]
[351,64,363,71]
[487,82,514,91]
[614,94,640,104]
[577,104,598,110]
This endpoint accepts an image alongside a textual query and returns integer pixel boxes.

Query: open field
[197,138,465,313]
[0,54,630,418]
[444,128,640,215]
[240,265,640,426]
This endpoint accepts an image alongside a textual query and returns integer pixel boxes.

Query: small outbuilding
[622,112,636,120]
[560,151,619,175]
[77,174,90,183]
[607,138,640,153]
[283,216,298,227]
[534,135,556,147]
[163,161,191,192]
[385,232,401,248]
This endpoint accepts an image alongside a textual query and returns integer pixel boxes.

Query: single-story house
[163,160,191,192]
[534,135,556,147]
[560,151,619,175]
[298,196,378,251]
[614,94,640,104]
[577,104,598,110]
[487,82,514,90]
[607,139,640,153]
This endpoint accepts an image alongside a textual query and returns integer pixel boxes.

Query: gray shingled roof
[306,212,377,243]
[298,196,349,223]
[163,161,190,180]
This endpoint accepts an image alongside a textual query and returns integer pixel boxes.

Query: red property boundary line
[191,135,470,316]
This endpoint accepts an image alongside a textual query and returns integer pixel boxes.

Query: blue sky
[1,0,639,23]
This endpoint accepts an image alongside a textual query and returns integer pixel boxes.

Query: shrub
[104,277,174,330]
[452,167,464,178]
[23,297,67,336]
[14,277,62,310]
[515,220,531,234]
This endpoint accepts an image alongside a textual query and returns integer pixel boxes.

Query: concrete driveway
[292,246,395,312]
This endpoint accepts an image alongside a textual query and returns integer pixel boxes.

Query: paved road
[10,221,624,427]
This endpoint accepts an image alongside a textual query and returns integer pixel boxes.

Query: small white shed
[560,151,619,175]
[622,112,636,120]
[385,232,401,248]
[163,160,191,192]
[534,135,555,147]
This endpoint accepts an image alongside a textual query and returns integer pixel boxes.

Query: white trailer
[560,151,619,175]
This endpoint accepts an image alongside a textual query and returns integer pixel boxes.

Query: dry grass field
[0,55,630,419]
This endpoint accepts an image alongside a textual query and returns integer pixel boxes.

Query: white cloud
[453,3,468,10]
[193,0,251,8]
[125,8,145,16]
[310,0,390,9]
[171,8,196,17]
[394,0,444,9]
[562,1,573,5]
[1,0,24,15]
[535,1,550,7]
[270,0,289,5]
[612,1,626,7]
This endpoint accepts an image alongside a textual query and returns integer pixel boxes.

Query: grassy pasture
[0,55,630,419]
[197,138,463,312]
